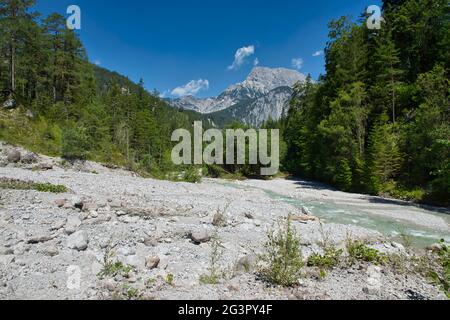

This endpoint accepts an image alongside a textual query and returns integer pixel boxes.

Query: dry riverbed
[0,142,448,300]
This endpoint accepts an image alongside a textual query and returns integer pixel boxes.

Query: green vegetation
[346,239,386,265]
[98,247,134,279]
[0,178,68,193]
[199,231,223,285]
[260,217,304,286]
[307,247,343,270]
[428,240,449,298]
[0,0,201,178]
[274,0,450,206]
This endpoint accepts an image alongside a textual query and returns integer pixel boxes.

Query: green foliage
[307,247,343,269]
[0,178,67,193]
[183,167,202,183]
[428,240,449,298]
[61,126,91,161]
[260,217,304,286]
[346,240,386,265]
[199,231,223,285]
[277,0,450,206]
[98,247,133,279]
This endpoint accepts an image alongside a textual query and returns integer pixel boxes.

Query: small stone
[70,197,84,210]
[82,202,98,212]
[54,199,66,208]
[89,211,98,218]
[65,216,82,235]
[38,163,53,171]
[6,150,21,163]
[144,237,158,247]
[244,212,254,219]
[146,256,160,269]
[67,230,89,251]
[189,230,211,244]
[40,244,59,257]
[116,210,126,216]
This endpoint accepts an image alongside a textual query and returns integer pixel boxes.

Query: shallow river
[218,179,450,248]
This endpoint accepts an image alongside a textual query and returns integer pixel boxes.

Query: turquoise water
[218,181,450,248]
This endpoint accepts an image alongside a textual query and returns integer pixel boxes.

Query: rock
[70,197,84,210]
[212,212,227,227]
[38,163,53,170]
[427,243,443,252]
[116,210,127,217]
[0,247,14,255]
[65,216,82,235]
[144,237,158,247]
[235,254,258,274]
[290,214,319,223]
[51,219,66,231]
[82,202,98,212]
[40,244,59,257]
[54,199,66,208]
[6,150,21,163]
[363,265,382,296]
[189,230,211,244]
[244,212,254,219]
[27,232,54,244]
[21,153,38,164]
[145,256,160,269]
[67,230,89,251]
[391,242,405,251]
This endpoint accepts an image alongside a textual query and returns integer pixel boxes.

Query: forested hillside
[279,0,449,205]
[0,0,199,177]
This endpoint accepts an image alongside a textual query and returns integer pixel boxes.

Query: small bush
[200,231,223,285]
[98,247,133,279]
[34,183,68,193]
[259,216,304,286]
[346,240,386,265]
[307,247,343,269]
[181,167,201,183]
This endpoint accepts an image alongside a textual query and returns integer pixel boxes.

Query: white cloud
[171,79,209,97]
[312,50,323,57]
[291,58,304,70]
[254,58,259,66]
[94,60,101,65]
[228,45,255,70]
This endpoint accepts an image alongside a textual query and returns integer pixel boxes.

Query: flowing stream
[217,180,450,248]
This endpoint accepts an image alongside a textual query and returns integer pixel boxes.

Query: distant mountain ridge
[167,67,306,126]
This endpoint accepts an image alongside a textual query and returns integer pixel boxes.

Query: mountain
[167,67,306,126]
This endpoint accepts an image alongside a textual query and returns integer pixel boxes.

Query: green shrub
[34,183,68,193]
[346,240,386,265]
[98,247,133,279]
[307,247,343,269]
[260,217,304,286]
[183,167,201,183]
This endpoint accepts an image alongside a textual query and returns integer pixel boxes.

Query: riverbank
[0,142,448,300]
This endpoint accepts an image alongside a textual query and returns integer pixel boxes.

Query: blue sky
[35,0,381,98]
